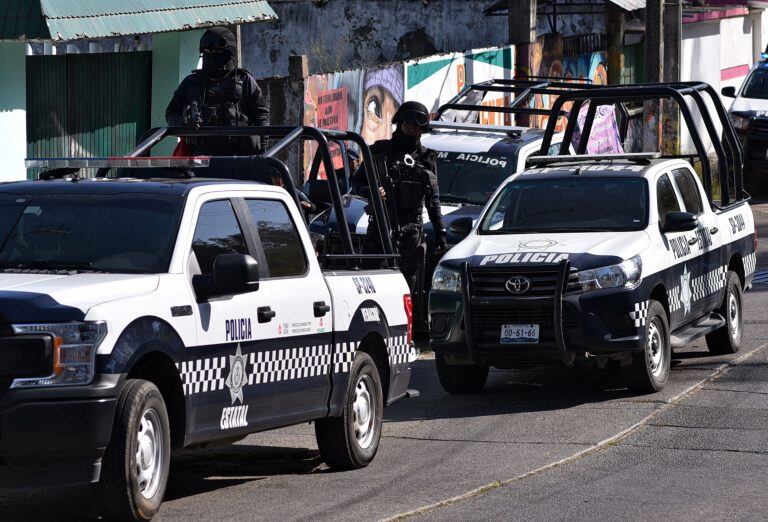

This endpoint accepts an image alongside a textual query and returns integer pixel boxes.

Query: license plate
[500,324,540,344]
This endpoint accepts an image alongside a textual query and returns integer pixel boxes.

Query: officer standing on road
[353,101,448,291]
[165,27,269,155]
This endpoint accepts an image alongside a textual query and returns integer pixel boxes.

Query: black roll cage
[536,82,746,207]
[435,77,630,142]
[119,126,395,268]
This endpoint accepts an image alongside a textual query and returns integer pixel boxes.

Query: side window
[671,168,704,215]
[656,173,681,224]
[191,200,247,274]
[246,199,308,278]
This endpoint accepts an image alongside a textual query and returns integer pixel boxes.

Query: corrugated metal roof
[606,0,646,11]
[1,0,277,41]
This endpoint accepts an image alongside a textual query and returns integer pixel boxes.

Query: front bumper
[0,374,122,488]
[429,264,645,367]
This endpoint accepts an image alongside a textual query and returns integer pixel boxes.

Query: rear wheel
[622,300,670,393]
[706,270,743,355]
[435,352,489,394]
[315,352,383,470]
[95,379,170,521]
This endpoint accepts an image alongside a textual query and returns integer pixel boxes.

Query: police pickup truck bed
[429,83,756,395]
[0,129,416,520]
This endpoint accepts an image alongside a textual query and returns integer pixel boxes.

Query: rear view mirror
[721,86,736,98]
[662,211,699,233]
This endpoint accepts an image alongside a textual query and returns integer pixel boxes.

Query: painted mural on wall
[302,46,515,179]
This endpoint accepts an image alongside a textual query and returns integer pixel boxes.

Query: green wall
[150,30,203,155]
[0,42,27,180]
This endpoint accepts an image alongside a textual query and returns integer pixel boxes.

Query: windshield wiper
[0,260,107,273]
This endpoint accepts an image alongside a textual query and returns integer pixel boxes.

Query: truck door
[656,171,705,328]
[242,197,334,425]
[671,167,724,315]
[186,198,275,441]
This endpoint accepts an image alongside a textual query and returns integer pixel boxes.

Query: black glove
[434,234,448,254]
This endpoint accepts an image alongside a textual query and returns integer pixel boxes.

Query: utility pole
[663,0,682,154]
[644,0,664,151]
[606,4,625,85]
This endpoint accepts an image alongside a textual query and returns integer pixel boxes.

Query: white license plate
[500,324,540,344]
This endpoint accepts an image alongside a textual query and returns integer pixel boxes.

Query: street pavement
[2,203,768,521]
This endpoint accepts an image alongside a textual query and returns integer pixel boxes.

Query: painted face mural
[360,66,404,144]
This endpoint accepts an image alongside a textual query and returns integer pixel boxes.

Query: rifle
[374,153,419,253]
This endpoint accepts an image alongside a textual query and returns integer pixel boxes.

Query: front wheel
[706,270,743,355]
[315,352,383,470]
[435,352,489,394]
[622,300,671,393]
[95,379,171,521]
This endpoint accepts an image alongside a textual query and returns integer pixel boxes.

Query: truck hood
[730,96,768,114]
[0,273,160,323]
[441,231,650,270]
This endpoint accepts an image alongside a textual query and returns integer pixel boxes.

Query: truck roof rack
[527,152,661,166]
[536,82,746,207]
[427,120,537,136]
[435,76,629,143]
[28,126,396,268]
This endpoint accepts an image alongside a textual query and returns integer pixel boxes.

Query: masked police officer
[353,101,447,291]
[165,27,269,155]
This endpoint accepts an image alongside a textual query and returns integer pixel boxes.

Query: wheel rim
[647,318,665,378]
[135,408,164,499]
[352,374,377,450]
[729,291,740,340]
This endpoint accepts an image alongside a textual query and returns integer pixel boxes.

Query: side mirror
[449,217,473,238]
[194,254,260,301]
[662,211,699,233]
[721,86,736,98]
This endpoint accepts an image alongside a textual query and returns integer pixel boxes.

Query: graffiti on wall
[302,47,515,179]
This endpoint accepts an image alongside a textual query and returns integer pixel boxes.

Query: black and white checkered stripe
[744,252,757,278]
[387,335,411,366]
[629,301,649,327]
[178,335,410,397]
[177,356,227,395]
[668,264,727,313]
[248,345,333,385]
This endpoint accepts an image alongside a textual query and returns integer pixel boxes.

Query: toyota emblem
[505,276,532,294]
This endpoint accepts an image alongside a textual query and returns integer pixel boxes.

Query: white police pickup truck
[429,83,756,395]
[2,128,416,520]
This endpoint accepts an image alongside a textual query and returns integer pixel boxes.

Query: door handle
[257,306,276,323]
[710,226,719,234]
[314,301,331,317]
[688,236,699,246]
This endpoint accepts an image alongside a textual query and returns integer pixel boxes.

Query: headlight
[432,265,461,293]
[10,322,107,388]
[729,113,750,130]
[577,255,642,292]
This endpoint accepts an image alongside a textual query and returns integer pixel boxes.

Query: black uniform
[354,129,447,291]
[165,68,269,155]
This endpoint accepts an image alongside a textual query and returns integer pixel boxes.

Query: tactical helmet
[392,101,430,127]
[199,27,237,54]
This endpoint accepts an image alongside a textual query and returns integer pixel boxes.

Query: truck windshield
[742,67,768,99]
[436,152,516,205]
[0,193,182,273]
[480,178,647,233]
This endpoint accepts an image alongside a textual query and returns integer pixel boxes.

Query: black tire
[706,270,743,355]
[95,379,171,521]
[622,300,671,393]
[435,352,489,394]
[315,352,383,470]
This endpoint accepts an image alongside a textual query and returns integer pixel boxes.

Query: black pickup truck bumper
[429,263,646,368]
[0,374,122,488]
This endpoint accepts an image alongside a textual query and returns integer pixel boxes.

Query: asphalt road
[2,206,768,521]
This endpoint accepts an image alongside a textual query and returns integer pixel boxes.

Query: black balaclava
[200,27,237,79]
[391,127,420,154]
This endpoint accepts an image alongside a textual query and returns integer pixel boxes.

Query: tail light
[403,294,413,344]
